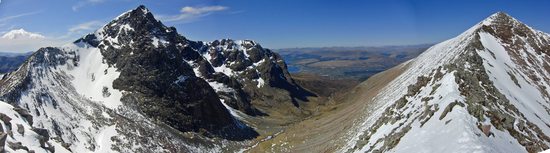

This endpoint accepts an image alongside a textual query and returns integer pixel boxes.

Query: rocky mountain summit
[0,5,312,152]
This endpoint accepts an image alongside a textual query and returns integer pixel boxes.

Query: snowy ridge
[190,39,272,118]
[204,39,268,81]
[342,12,550,153]
[341,15,480,151]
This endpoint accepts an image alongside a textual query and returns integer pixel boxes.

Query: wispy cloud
[0,11,40,31]
[57,20,105,39]
[0,11,39,23]
[72,0,106,11]
[159,6,228,23]
[69,20,104,34]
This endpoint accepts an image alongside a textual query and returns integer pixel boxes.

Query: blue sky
[0,0,549,52]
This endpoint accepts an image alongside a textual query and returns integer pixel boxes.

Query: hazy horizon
[1,0,549,52]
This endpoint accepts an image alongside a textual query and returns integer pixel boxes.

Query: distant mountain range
[0,52,31,74]
[0,52,33,57]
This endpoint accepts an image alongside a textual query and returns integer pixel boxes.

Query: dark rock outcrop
[13,107,33,126]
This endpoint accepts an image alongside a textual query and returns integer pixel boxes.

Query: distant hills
[0,51,32,74]
[276,44,431,80]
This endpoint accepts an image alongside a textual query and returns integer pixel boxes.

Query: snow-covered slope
[341,12,550,153]
[0,100,71,153]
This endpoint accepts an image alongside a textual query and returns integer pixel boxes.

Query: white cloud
[68,20,104,34]
[181,6,227,14]
[72,0,106,11]
[159,6,228,23]
[0,29,65,53]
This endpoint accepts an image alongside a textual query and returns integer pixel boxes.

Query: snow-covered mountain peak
[78,5,180,51]
[111,5,154,26]
[482,12,515,25]
[1,29,45,39]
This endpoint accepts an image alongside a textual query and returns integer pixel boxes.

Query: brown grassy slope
[291,72,360,98]
[247,62,410,152]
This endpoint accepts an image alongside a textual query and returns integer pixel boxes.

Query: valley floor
[241,63,410,152]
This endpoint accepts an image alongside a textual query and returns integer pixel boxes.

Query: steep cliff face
[0,5,312,152]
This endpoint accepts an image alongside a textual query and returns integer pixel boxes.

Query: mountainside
[343,12,550,153]
[246,12,550,153]
[0,6,312,152]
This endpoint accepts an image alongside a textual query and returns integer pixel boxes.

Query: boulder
[32,128,49,147]
[16,124,24,135]
[7,141,29,151]
[0,113,12,129]
[13,107,33,126]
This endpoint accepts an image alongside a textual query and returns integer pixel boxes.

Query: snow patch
[65,44,124,109]
[94,125,118,153]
